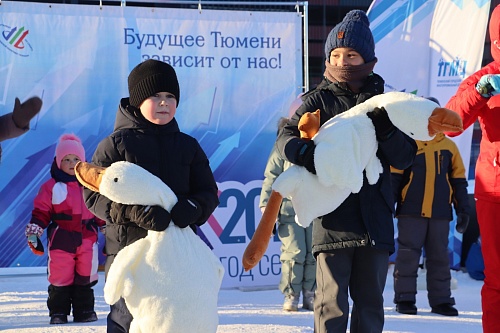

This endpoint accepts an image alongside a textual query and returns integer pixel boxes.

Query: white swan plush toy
[274,91,463,228]
[242,92,463,271]
[75,161,224,333]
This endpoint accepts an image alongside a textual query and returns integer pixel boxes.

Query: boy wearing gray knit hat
[276,9,417,333]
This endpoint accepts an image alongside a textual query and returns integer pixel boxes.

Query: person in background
[391,97,470,316]
[24,133,105,325]
[83,59,219,333]
[0,96,42,162]
[276,9,417,333]
[445,5,500,332]
[260,116,316,312]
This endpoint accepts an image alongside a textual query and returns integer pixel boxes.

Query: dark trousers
[107,297,132,333]
[314,247,388,333]
[393,216,454,307]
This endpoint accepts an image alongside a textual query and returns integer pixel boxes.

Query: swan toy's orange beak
[74,161,107,193]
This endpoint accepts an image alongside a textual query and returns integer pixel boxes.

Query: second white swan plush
[75,160,224,333]
[273,92,463,227]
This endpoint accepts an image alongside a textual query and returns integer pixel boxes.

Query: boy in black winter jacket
[83,59,219,333]
[276,10,417,333]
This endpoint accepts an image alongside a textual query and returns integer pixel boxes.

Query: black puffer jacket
[276,75,417,255]
[84,98,219,272]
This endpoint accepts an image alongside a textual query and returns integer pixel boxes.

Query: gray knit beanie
[324,10,375,63]
[128,59,180,108]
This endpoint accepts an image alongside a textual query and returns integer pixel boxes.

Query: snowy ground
[0,265,483,333]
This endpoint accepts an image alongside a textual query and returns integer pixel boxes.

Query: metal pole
[303,1,309,92]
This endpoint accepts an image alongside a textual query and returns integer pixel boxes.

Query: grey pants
[277,220,316,295]
[314,247,388,333]
[393,216,454,307]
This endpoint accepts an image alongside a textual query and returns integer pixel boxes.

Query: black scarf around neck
[50,159,78,183]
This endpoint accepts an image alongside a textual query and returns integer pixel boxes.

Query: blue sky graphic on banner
[367,0,491,269]
[0,2,302,288]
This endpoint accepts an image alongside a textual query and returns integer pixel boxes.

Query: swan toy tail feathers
[242,190,283,271]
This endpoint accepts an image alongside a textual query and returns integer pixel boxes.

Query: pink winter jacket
[30,178,105,253]
[445,5,500,203]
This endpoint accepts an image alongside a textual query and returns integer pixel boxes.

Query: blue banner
[0,1,302,288]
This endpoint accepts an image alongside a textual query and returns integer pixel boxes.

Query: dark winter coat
[392,133,470,220]
[83,98,219,272]
[276,75,417,255]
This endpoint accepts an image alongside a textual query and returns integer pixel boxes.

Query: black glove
[456,213,470,234]
[109,202,171,231]
[171,198,202,228]
[296,140,316,174]
[366,107,396,141]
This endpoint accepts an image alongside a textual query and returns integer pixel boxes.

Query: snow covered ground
[0,265,483,333]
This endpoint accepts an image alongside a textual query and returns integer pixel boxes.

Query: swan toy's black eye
[114,178,119,183]
[410,132,414,136]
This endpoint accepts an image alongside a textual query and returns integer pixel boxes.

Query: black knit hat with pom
[128,59,180,108]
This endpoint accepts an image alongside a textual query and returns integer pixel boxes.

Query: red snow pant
[476,199,500,333]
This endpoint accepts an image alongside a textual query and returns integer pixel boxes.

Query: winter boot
[72,283,98,322]
[74,311,98,322]
[431,303,459,316]
[47,285,71,324]
[50,314,68,324]
[396,301,417,315]
[302,289,315,311]
[283,293,300,311]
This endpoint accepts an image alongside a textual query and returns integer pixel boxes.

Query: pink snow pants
[48,238,99,287]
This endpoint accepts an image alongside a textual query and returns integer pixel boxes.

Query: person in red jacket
[24,133,105,325]
[445,5,500,332]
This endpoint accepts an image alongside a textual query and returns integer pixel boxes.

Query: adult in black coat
[276,10,417,333]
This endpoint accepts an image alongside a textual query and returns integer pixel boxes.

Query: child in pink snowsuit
[24,133,105,325]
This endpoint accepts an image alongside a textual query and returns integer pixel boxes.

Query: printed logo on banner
[436,57,467,89]
[0,24,33,57]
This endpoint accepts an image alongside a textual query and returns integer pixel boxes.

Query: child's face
[139,92,177,125]
[329,47,365,66]
[60,154,81,176]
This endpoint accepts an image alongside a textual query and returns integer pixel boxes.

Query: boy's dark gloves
[27,234,44,256]
[110,202,171,231]
[296,140,316,174]
[171,198,202,228]
[12,97,43,129]
[366,107,396,141]
[456,213,470,234]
